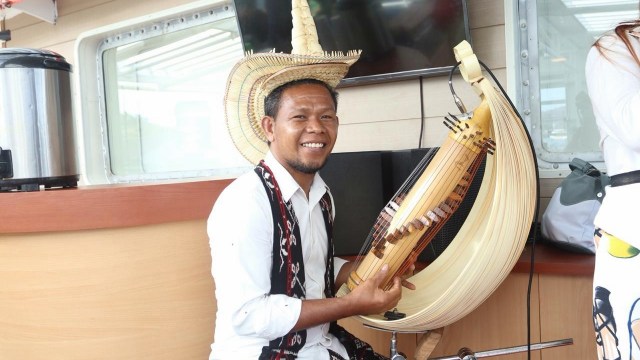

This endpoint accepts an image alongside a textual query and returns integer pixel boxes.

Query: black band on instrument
[610,170,640,187]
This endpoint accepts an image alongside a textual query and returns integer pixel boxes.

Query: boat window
[513,0,639,174]
[78,2,249,184]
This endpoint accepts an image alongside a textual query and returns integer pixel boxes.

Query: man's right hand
[344,264,402,316]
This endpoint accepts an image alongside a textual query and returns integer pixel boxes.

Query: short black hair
[264,79,339,118]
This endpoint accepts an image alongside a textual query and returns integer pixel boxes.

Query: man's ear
[261,116,276,143]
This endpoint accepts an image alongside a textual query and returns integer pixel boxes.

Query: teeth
[302,143,324,148]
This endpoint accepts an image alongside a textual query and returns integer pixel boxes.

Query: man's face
[262,83,338,179]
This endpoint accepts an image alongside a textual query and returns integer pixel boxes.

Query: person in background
[585,14,640,360]
[207,1,414,359]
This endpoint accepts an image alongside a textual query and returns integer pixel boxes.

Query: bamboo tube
[347,101,492,291]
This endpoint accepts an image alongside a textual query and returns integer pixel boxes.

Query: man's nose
[306,116,324,132]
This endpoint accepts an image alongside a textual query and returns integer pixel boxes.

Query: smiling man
[207,1,410,359]
[261,80,339,196]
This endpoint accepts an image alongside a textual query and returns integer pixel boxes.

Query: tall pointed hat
[224,0,361,164]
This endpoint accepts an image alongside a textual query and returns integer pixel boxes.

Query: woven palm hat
[225,0,361,164]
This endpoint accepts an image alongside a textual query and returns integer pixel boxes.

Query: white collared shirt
[208,152,348,359]
[586,27,640,247]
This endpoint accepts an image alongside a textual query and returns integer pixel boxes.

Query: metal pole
[390,331,407,360]
[428,338,573,359]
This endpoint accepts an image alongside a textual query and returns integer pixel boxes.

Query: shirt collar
[263,152,328,204]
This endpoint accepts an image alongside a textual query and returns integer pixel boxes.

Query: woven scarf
[255,161,385,360]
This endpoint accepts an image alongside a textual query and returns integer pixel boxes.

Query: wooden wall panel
[538,275,597,359]
[429,273,542,360]
[0,220,216,360]
[0,180,229,234]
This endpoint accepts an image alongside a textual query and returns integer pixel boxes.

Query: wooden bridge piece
[415,327,444,360]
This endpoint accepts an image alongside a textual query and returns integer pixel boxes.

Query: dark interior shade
[321,148,484,262]
[233,0,471,85]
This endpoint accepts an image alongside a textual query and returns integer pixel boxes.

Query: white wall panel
[469,0,506,29]
[6,0,198,59]
[337,80,421,125]
[6,0,522,178]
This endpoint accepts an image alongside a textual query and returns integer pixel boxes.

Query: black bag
[541,158,610,254]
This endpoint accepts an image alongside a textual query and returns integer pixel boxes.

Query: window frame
[508,0,638,177]
[74,0,250,185]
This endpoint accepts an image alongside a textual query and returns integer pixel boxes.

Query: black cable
[448,60,541,360]
[448,65,466,114]
[419,76,425,148]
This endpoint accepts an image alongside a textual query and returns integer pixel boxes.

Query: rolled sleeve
[333,257,348,283]
[232,294,302,339]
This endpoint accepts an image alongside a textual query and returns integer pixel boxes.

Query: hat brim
[224,51,360,165]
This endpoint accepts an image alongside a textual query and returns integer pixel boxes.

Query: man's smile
[301,142,326,148]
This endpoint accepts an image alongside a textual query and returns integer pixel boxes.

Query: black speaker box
[321,148,485,263]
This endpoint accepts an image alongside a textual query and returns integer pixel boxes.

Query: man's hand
[344,264,402,316]
[293,263,414,331]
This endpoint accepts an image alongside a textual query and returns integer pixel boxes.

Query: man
[208,1,411,358]
[209,78,408,359]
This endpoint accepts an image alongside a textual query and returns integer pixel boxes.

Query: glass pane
[521,0,638,166]
[102,18,247,178]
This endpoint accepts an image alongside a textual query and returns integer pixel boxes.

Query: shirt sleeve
[585,37,640,151]
[333,257,348,283]
[208,176,301,340]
